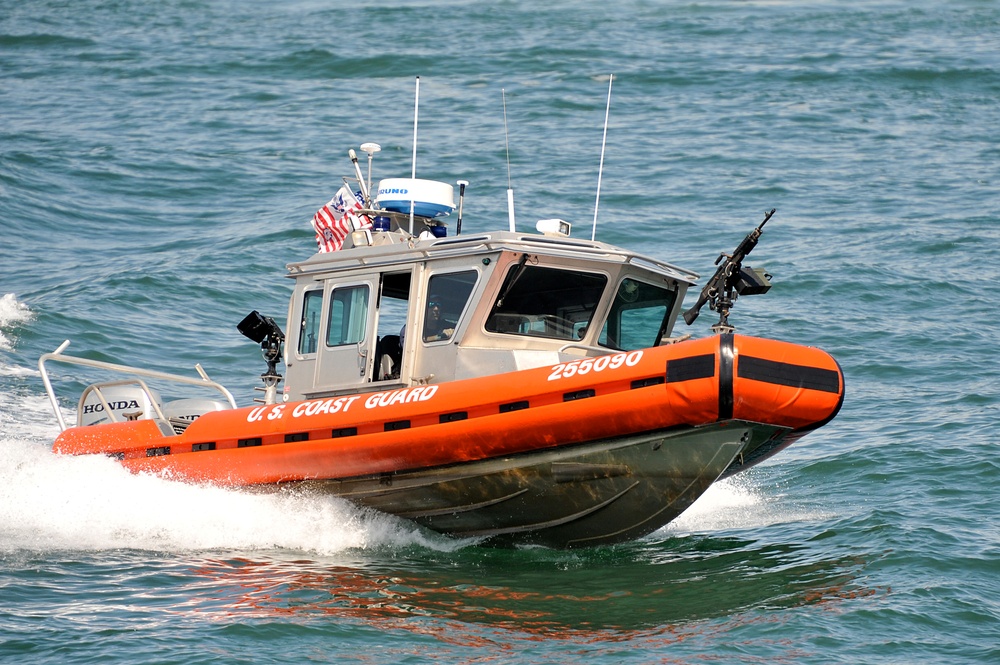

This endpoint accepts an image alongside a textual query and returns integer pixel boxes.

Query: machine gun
[682,208,776,333]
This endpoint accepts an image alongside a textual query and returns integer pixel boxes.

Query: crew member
[422,296,455,342]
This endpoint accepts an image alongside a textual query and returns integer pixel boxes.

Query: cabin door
[313,277,378,392]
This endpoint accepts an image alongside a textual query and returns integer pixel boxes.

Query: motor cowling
[78,384,159,427]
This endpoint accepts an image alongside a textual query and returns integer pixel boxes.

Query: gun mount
[238,310,286,404]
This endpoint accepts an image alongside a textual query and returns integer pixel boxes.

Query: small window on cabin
[485,264,607,340]
[598,278,676,351]
[422,270,478,343]
[298,289,323,355]
[327,284,370,347]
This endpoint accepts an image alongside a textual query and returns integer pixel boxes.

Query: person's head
[427,297,442,320]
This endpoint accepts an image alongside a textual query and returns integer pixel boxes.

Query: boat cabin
[281,229,698,402]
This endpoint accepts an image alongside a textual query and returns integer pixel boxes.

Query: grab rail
[39,340,238,432]
[556,343,615,356]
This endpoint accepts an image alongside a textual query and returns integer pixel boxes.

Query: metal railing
[39,340,238,432]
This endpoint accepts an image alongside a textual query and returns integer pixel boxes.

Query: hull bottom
[295,420,787,548]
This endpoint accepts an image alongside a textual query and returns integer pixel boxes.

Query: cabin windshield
[486,264,607,340]
[598,278,677,351]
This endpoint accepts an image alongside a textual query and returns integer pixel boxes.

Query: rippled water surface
[2,1,999,663]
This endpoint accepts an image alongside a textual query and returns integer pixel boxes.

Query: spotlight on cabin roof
[536,218,571,237]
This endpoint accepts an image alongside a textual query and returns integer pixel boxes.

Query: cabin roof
[286,230,699,284]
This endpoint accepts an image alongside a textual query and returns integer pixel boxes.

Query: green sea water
[2,0,999,662]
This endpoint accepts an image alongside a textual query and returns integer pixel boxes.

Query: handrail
[556,342,616,356]
[38,340,238,432]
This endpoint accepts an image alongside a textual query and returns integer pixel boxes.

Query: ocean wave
[0,294,32,351]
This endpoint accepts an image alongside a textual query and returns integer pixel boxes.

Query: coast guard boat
[40,145,843,548]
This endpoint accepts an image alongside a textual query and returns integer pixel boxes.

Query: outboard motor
[78,383,160,427]
[161,398,230,433]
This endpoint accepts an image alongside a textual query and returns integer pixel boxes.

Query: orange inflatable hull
[54,333,843,485]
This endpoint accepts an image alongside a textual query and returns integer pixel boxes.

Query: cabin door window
[313,280,377,390]
[327,285,369,347]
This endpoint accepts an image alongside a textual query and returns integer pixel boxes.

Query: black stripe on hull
[665,354,715,383]
[737,355,841,394]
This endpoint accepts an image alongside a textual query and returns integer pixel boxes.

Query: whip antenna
[456,180,468,235]
[410,76,420,235]
[349,149,369,206]
[360,142,381,204]
[592,74,613,242]
[503,88,516,232]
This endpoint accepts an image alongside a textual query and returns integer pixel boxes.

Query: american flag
[311,185,372,253]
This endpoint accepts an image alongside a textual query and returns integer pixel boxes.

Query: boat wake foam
[0,393,461,556]
[663,474,832,535]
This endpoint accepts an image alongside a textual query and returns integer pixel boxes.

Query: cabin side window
[326,284,370,347]
[485,265,607,340]
[599,278,677,351]
[421,270,478,343]
[298,289,323,355]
